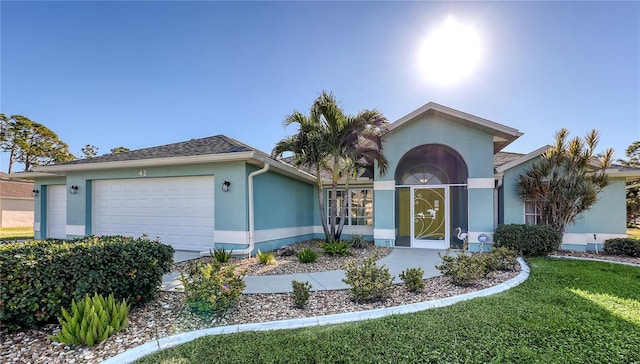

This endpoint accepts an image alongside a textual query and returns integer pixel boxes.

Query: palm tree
[517,128,613,235]
[274,91,389,242]
[273,108,332,240]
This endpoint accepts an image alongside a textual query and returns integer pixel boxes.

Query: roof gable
[387,102,523,153]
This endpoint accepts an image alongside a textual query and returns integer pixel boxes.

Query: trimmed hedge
[604,238,640,257]
[0,235,174,330]
[493,224,561,256]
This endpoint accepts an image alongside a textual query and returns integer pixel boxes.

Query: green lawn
[0,226,34,240]
[137,258,640,364]
[628,227,640,239]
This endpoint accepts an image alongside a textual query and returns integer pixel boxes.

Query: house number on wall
[139,170,147,177]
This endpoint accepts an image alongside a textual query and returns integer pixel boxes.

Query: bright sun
[420,17,483,86]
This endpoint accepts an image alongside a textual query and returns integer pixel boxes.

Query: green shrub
[478,247,519,275]
[181,261,246,316]
[493,224,562,256]
[346,234,370,249]
[257,250,277,265]
[604,238,640,257]
[0,235,173,330]
[320,241,352,256]
[399,267,425,292]
[436,252,484,286]
[291,280,312,309]
[342,255,394,302]
[50,293,129,346]
[212,247,232,263]
[296,248,319,263]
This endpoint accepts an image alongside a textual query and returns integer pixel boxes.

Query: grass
[0,226,34,240]
[137,258,640,364]
[628,227,640,239]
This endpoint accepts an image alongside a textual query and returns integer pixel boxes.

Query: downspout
[248,163,270,257]
[232,163,270,257]
[494,176,503,230]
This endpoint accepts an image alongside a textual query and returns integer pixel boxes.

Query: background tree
[621,141,640,226]
[273,91,388,242]
[517,128,613,235]
[81,144,99,158]
[110,146,130,154]
[0,114,74,172]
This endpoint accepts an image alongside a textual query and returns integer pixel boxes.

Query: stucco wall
[34,163,249,240]
[0,198,34,228]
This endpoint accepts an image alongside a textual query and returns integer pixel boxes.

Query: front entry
[393,144,469,249]
[412,187,449,249]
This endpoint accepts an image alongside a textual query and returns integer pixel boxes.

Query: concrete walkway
[161,248,452,293]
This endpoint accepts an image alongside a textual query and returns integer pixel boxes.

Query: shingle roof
[493,151,524,168]
[58,135,272,165]
[0,174,34,198]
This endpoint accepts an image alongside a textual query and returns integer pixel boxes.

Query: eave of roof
[12,151,318,184]
[495,145,551,173]
[387,102,523,153]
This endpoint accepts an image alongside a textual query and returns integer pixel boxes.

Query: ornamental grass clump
[291,280,312,309]
[257,249,277,265]
[296,248,319,263]
[212,247,232,263]
[346,234,371,249]
[50,293,129,346]
[180,261,246,316]
[342,254,394,302]
[320,241,352,256]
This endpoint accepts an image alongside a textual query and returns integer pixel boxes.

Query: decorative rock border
[102,257,530,364]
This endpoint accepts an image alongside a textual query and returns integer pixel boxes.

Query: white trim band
[373,180,396,191]
[467,178,494,189]
[374,228,395,239]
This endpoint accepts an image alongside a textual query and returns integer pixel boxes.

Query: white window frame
[327,188,373,226]
[523,199,542,225]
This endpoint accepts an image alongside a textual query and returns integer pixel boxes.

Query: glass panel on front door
[413,188,446,241]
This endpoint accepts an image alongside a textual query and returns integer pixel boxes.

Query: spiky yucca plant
[50,293,129,346]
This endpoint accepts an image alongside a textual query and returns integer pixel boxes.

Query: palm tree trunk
[316,171,330,241]
[335,169,351,241]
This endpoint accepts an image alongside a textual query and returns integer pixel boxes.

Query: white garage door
[93,176,215,251]
[47,185,67,239]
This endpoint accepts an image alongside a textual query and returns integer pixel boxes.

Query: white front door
[47,185,67,239]
[92,176,215,250]
[411,186,449,249]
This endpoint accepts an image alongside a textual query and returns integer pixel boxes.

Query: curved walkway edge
[103,257,530,364]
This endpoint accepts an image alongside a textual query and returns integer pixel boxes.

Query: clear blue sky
[1,1,638,171]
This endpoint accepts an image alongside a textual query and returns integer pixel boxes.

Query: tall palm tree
[274,91,389,243]
[272,108,332,240]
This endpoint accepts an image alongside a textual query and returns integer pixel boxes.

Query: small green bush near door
[0,235,173,330]
[493,224,561,256]
[342,254,393,302]
[181,261,246,316]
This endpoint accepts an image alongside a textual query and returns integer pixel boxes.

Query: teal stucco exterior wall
[374,113,496,247]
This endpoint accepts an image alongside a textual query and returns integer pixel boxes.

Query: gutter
[494,175,504,230]
[231,163,270,257]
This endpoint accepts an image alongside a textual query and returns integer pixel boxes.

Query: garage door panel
[47,185,67,239]
[93,176,214,250]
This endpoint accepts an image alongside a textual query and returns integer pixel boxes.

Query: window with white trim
[328,188,373,226]
[524,200,542,225]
